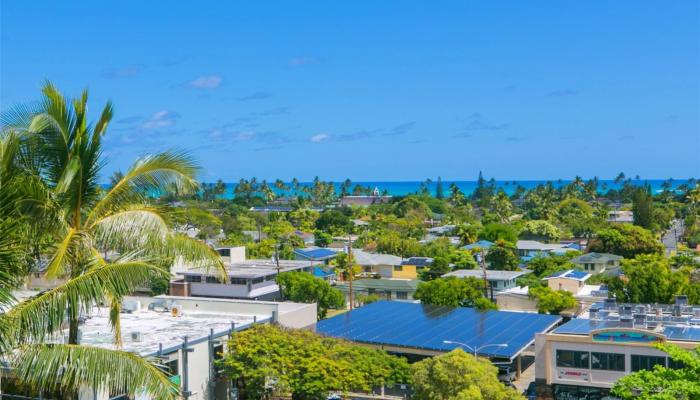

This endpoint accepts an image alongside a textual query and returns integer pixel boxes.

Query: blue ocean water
[215,179,693,199]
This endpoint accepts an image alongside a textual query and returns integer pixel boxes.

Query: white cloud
[234,131,255,141]
[140,110,179,129]
[310,133,330,143]
[188,75,223,89]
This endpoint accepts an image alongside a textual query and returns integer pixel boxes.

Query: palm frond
[160,233,226,281]
[86,151,200,225]
[44,227,79,279]
[6,261,168,345]
[89,206,169,251]
[12,344,177,399]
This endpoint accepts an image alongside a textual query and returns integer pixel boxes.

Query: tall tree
[435,176,444,199]
[632,186,654,229]
[0,83,229,397]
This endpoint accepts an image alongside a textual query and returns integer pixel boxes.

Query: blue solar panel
[565,270,589,280]
[317,301,561,359]
[295,248,337,259]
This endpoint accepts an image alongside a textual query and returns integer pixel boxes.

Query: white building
[33,295,317,400]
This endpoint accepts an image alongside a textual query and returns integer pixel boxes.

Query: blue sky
[1,1,698,182]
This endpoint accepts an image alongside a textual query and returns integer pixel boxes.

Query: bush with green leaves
[528,286,577,314]
[276,272,344,318]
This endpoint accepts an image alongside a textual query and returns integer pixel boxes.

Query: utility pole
[479,249,489,299]
[348,235,354,310]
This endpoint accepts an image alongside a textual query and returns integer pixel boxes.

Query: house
[335,278,419,301]
[293,230,315,246]
[312,266,336,282]
[516,240,576,258]
[443,269,527,292]
[570,252,623,274]
[542,269,591,294]
[395,257,434,279]
[463,240,494,251]
[170,247,319,300]
[607,210,634,223]
[534,296,699,399]
[339,188,392,206]
[293,247,339,263]
[350,249,404,278]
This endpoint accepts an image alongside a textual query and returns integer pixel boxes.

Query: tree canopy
[410,349,522,400]
[588,224,664,258]
[219,324,410,400]
[414,277,496,310]
[528,286,578,314]
[485,240,520,271]
[276,272,344,318]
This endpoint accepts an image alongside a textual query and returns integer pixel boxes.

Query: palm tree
[0,82,225,398]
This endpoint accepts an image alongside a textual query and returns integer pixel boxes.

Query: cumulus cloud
[140,111,180,129]
[310,133,330,143]
[188,75,223,89]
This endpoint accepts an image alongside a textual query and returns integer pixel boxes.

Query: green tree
[315,209,352,234]
[528,286,577,314]
[414,277,495,309]
[603,255,696,304]
[519,220,561,243]
[478,223,518,243]
[436,176,445,199]
[611,344,700,400]
[420,256,452,280]
[276,272,344,318]
[588,224,664,258]
[632,186,654,229]
[485,240,520,271]
[411,349,522,400]
[491,191,513,223]
[220,324,410,400]
[0,83,225,397]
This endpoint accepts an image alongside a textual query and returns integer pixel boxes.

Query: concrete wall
[496,293,538,312]
[547,278,584,294]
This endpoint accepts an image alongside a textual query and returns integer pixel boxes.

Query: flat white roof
[73,306,265,356]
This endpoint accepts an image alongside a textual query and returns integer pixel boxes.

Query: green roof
[335,279,419,292]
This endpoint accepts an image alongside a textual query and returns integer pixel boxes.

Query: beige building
[534,296,700,399]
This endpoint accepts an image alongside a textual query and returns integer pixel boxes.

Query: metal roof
[443,269,528,281]
[317,301,562,360]
[543,269,591,281]
[571,252,623,263]
[463,240,494,250]
[351,249,403,266]
[335,278,419,292]
[294,247,339,260]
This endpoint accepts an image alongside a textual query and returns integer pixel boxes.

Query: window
[631,355,666,372]
[265,274,276,281]
[396,291,408,300]
[252,277,264,284]
[184,275,202,283]
[217,248,230,257]
[591,352,625,371]
[556,350,590,369]
[230,278,247,285]
[205,276,221,284]
[394,266,403,272]
[668,358,685,370]
[367,288,376,295]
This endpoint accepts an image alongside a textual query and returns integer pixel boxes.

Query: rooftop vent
[131,331,142,342]
[693,308,700,318]
[672,305,682,317]
[589,308,599,320]
[633,313,647,327]
[675,295,688,307]
[604,297,617,310]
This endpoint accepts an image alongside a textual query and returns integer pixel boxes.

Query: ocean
[213,179,694,199]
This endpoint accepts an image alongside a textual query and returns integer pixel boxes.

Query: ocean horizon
[204,179,695,199]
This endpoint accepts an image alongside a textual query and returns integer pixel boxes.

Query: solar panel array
[317,301,561,359]
[554,317,700,342]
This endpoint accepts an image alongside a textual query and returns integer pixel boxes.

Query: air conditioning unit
[131,331,142,342]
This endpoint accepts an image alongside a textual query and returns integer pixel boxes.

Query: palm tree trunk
[68,315,80,344]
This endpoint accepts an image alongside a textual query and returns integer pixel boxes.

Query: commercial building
[534,296,700,399]
[443,269,527,292]
[318,301,562,380]
[3,295,317,400]
[170,247,319,300]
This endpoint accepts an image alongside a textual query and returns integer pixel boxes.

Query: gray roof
[443,269,528,281]
[179,259,312,279]
[336,278,419,292]
[351,249,403,266]
[516,240,568,251]
[571,252,623,263]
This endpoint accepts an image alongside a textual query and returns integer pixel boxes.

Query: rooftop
[543,269,591,282]
[443,269,528,281]
[516,240,570,251]
[317,301,562,360]
[351,249,403,266]
[294,247,339,261]
[463,240,494,250]
[401,257,434,267]
[335,278,419,291]
[75,301,264,356]
[179,259,312,279]
[571,252,623,263]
